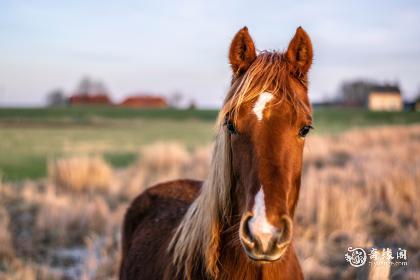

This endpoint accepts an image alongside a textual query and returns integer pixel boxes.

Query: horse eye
[299,125,313,137]
[226,121,237,134]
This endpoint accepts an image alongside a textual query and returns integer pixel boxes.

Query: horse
[120,26,313,280]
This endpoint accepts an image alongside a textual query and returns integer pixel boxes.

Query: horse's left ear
[229,27,257,76]
[286,27,313,77]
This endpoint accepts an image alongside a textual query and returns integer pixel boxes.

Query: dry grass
[0,125,419,279]
[297,125,420,279]
[116,143,211,200]
[48,156,114,192]
[0,205,15,269]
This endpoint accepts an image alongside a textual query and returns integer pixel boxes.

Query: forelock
[217,51,309,126]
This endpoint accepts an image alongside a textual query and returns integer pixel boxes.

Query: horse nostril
[275,215,293,248]
[239,213,255,249]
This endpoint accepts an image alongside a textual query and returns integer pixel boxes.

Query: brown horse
[120,26,313,280]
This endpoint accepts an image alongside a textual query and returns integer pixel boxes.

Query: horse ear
[229,27,257,76]
[286,27,313,77]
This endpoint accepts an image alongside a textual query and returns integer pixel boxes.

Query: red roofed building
[68,94,112,106]
[120,95,167,108]
[68,77,113,106]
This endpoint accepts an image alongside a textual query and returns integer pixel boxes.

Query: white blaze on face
[248,187,277,251]
[252,92,273,121]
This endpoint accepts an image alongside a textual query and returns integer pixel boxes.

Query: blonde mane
[169,127,232,279]
[168,51,308,279]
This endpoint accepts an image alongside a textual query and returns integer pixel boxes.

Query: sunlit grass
[1,107,419,181]
[0,118,214,181]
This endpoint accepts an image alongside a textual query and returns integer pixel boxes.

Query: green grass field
[0,107,419,181]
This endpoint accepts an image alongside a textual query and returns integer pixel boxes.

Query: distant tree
[75,77,109,96]
[94,80,109,94]
[337,80,380,106]
[169,91,184,108]
[188,99,197,109]
[77,76,93,95]
[47,89,67,107]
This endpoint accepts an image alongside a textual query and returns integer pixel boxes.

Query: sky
[0,0,419,107]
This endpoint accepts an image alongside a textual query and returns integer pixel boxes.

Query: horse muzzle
[239,212,293,262]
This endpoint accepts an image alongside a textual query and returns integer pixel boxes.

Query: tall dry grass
[0,125,418,279]
[48,156,114,192]
[297,125,420,279]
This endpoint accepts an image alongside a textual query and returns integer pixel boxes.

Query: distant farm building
[68,94,112,106]
[68,78,113,106]
[368,86,402,111]
[120,95,167,108]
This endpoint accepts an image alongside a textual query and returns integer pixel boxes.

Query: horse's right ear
[229,27,257,76]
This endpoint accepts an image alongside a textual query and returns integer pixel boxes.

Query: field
[1,107,419,181]
[0,107,419,279]
[0,108,216,181]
